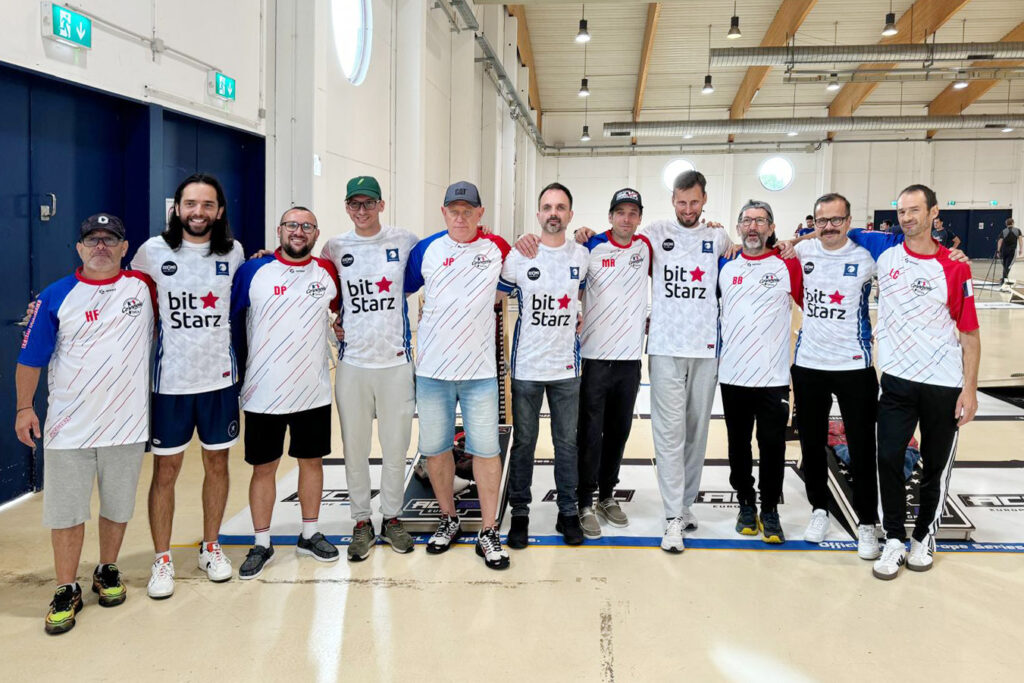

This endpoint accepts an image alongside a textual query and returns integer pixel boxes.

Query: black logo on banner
[958,494,1024,508]
[543,489,635,503]
[281,489,379,504]
[695,491,785,505]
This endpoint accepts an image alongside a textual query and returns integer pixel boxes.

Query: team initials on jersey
[530,294,573,326]
[662,265,707,299]
[274,286,287,295]
[84,309,100,322]
[346,277,396,313]
[602,258,615,267]
[442,257,455,267]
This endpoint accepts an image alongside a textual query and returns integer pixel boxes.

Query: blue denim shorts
[416,376,500,458]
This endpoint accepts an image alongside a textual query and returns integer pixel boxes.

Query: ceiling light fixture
[576,5,590,43]
[881,1,898,37]
[702,25,714,94]
[952,20,968,89]
[727,2,742,39]
[684,84,694,138]
[578,77,590,97]
[1003,81,1014,132]
[580,124,591,141]
[826,23,840,91]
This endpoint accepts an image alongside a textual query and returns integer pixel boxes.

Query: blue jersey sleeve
[404,230,446,294]
[18,275,77,368]
[230,256,272,381]
[847,228,902,262]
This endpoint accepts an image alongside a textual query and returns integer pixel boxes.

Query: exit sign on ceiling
[43,2,92,49]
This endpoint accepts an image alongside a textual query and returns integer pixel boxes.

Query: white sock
[59,581,79,592]
[155,551,172,564]
[302,518,319,540]
[254,528,271,548]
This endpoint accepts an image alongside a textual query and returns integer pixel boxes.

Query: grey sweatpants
[336,361,415,520]
[650,355,718,519]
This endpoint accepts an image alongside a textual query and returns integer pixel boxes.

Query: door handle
[40,193,57,222]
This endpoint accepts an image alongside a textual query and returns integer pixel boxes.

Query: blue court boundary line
[218,534,1024,553]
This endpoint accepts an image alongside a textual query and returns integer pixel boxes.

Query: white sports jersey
[793,239,877,371]
[230,251,339,414]
[131,237,244,394]
[498,241,589,381]
[717,251,802,387]
[405,230,510,381]
[643,220,732,358]
[19,269,156,449]
[321,225,419,369]
[849,231,978,388]
[579,231,652,361]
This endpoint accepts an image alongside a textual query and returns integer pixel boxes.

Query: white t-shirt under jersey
[793,239,877,371]
[643,219,732,358]
[320,225,419,369]
[131,236,245,395]
[498,240,590,382]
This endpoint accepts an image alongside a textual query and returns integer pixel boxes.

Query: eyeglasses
[739,217,770,227]
[280,221,318,233]
[346,199,379,212]
[813,215,849,228]
[81,235,122,247]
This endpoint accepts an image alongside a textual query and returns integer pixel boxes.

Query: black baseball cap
[609,188,643,213]
[444,181,482,207]
[80,213,126,240]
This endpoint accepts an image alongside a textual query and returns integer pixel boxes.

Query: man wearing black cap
[15,214,156,634]
[574,188,652,539]
[405,181,513,569]
[320,176,420,561]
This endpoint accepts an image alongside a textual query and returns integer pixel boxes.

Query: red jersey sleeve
[940,255,979,333]
[783,255,804,308]
[635,234,654,276]
[314,256,342,313]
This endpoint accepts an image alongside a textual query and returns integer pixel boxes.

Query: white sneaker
[198,542,233,582]
[660,517,686,554]
[872,538,907,581]
[802,509,830,543]
[148,555,175,599]
[680,506,699,531]
[857,524,881,560]
[907,534,935,572]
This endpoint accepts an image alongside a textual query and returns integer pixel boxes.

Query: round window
[332,0,373,85]
[758,156,794,192]
[662,159,695,192]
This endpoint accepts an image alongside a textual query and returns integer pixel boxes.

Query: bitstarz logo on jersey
[662,265,707,299]
[167,291,222,329]
[804,288,847,319]
[346,276,395,313]
[529,294,573,326]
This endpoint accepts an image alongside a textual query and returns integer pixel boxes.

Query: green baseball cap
[346,176,382,201]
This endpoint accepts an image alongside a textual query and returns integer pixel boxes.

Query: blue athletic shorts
[150,385,240,455]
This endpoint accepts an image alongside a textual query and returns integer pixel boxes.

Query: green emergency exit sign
[208,71,236,101]
[47,3,92,49]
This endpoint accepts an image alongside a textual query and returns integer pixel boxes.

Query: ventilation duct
[604,115,1024,138]
[710,42,1024,67]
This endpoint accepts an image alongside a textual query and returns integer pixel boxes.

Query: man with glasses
[718,200,802,544]
[404,181,512,569]
[791,194,880,557]
[15,214,156,634]
[320,176,419,561]
[231,207,341,579]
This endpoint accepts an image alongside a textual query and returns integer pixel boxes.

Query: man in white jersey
[841,185,980,580]
[405,181,512,569]
[718,199,802,545]
[230,207,341,578]
[16,214,155,634]
[133,174,244,597]
[498,182,589,548]
[320,176,419,561]
[790,193,881,558]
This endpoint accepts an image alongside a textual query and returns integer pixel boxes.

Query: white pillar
[394,0,428,234]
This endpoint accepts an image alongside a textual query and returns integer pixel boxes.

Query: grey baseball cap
[443,181,482,207]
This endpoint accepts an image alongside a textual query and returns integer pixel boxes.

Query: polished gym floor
[1,262,1022,682]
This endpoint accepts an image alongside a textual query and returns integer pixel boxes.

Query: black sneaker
[759,510,786,544]
[92,564,127,607]
[555,513,585,546]
[45,584,83,635]
[426,515,462,555]
[507,515,529,549]
[735,504,759,536]
[475,527,510,570]
[239,544,274,580]
[297,532,340,563]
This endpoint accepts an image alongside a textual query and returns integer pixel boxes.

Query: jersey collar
[740,248,778,261]
[605,230,635,248]
[75,267,124,285]
[274,248,313,266]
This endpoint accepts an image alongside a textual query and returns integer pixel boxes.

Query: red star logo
[689,266,705,282]
[557,294,571,309]
[376,276,393,293]
[200,291,218,309]
[829,290,845,304]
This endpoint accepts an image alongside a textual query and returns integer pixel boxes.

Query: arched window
[662,159,695,192]
[332,0,373,85]
[758,156,794,192]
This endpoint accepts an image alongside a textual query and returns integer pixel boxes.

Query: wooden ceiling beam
[631,3,662,144]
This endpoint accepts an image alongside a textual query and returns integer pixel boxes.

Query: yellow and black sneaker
[45,584,83,635]
[759,510,786,544]
[92,564,127,607]
[735,504,759,536]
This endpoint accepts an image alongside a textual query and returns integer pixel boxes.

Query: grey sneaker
[578,506,602,539]
[297,532,340,562]
[381,518,415,554]
[595,498,629,528]
[347,520,376,562]
[239,545,274,580]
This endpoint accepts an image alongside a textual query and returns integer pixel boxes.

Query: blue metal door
[966,209,1013,259]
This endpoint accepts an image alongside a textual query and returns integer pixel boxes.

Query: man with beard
[230,207,340,578]
[131,174,244,598]
[718,199,802,545]
[499,182,589,547]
